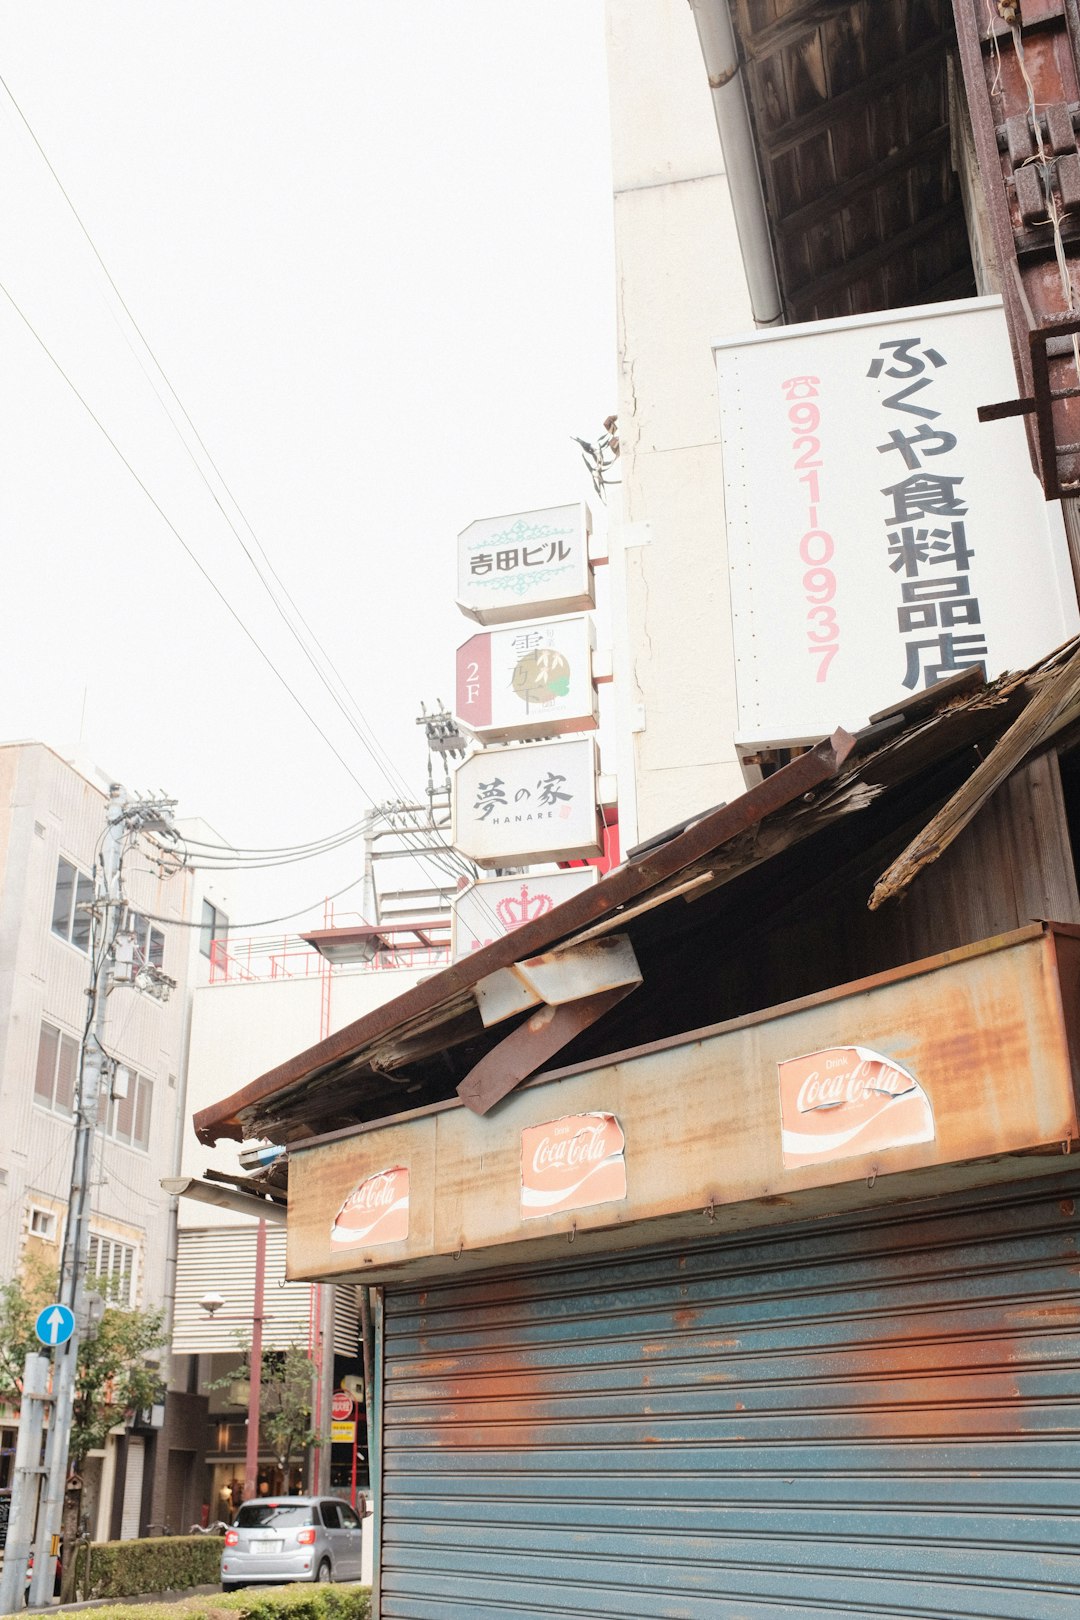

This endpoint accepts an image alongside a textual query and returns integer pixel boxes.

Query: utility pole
[0,1354,50,1614]
[26,787,176,1607]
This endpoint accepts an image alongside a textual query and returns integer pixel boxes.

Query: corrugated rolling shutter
[380,1173,1080,1619]
[119,1437,144,1541]
[333,1282,361,1356]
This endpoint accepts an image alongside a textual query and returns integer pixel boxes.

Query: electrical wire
[0,276,388,808]
[0,81,504,930]
[0,68,474,878]
[137,871,367,932]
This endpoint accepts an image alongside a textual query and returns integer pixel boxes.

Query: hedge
[73,1534,225,1599]
[69,1586,371,1620]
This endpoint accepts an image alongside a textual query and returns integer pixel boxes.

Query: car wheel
[316,1559,332,1584]
[222,1582,245,1592]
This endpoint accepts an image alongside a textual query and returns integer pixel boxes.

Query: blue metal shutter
[379,1174,1080,1619]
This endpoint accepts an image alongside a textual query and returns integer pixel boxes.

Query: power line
[0,67,468,862]
[0,276,384,806]
[139,871,368,932]
[0,82,500,926]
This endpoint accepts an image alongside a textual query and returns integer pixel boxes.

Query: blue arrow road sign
[35,1303,75,1347]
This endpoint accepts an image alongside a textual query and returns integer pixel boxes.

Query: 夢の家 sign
[452,736,602,867]
[457,503,594,624]
[715,297,1079,748]
[455,615,598,740]
[451,868,599,960]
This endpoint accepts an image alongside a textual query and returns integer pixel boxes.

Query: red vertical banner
[455,633,492,728]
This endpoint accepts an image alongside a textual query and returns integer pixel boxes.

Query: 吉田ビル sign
[457,503,594,625]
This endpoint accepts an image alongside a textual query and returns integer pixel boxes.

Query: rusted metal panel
[287,925,1080,1284]
[376,1174,1080,1618]
[953,0,1080,497]
[456,984,638,1118]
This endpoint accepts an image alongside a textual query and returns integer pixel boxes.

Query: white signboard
[452,736,602,867]
[457,503,594,624]
[714,297,1080,747]
[455,615,598,741]
[452,868,599,960]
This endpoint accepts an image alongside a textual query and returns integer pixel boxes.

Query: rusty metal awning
[193,637,1080,1150]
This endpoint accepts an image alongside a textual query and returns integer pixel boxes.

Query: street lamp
[195,1220,267,1506]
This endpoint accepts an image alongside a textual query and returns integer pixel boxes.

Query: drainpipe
[687,0,783,327]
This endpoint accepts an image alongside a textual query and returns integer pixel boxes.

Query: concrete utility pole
[0,1354,51,1614]
[26,787,177,1608]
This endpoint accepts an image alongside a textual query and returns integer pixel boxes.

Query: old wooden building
[196,647,1080,1618]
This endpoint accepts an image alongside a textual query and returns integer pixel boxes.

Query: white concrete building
[0,741,205,1541]
[606,0,755,847]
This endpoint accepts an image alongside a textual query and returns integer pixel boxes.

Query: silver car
[221,1496,364,1589]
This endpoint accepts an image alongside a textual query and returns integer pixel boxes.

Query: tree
[210,1341,323,1484]
[0,1252,167,1599]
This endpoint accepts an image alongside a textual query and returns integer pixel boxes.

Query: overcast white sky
[0,2,616,929]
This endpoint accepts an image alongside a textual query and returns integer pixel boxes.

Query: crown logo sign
[495,885,555,928]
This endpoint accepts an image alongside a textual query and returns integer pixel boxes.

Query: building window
[200,900,228,959]
[28,1207,57,1243]
[34,1021,78,1116]
[88,1234,135,1305]
[51,859,94,951]
[129,912,165,972]
[104,1068,153,1151]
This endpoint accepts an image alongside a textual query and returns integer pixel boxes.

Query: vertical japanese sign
[715,297,1079,746]
[455,615,598,740]
[451,868,599,960]
[451,735,602,866]
[457,503,594,624]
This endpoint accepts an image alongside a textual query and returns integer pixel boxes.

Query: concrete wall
[606,0,754,841]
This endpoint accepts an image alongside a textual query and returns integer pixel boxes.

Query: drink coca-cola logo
[520,1112,626,1219]
[778,1046,934,1169]
[330,1166,409,1247]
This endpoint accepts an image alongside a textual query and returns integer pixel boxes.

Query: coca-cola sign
[330,1166,409,1248]
[520,1112,626,1220]
[778,1046,934,1168]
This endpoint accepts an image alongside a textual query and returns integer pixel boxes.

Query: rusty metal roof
[731,0,975,320]
[194,641,1080,1150]
[194,730,857,1146]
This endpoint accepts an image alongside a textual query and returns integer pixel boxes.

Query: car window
[337,1503,360,1529]
[321,1502,342,1529]
[236,1503,315,1528]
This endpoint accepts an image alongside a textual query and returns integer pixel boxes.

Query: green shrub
[74,1534,225,1599]
[80,1587,371,1620]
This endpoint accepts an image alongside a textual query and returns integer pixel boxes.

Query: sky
[0,2,616,931]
